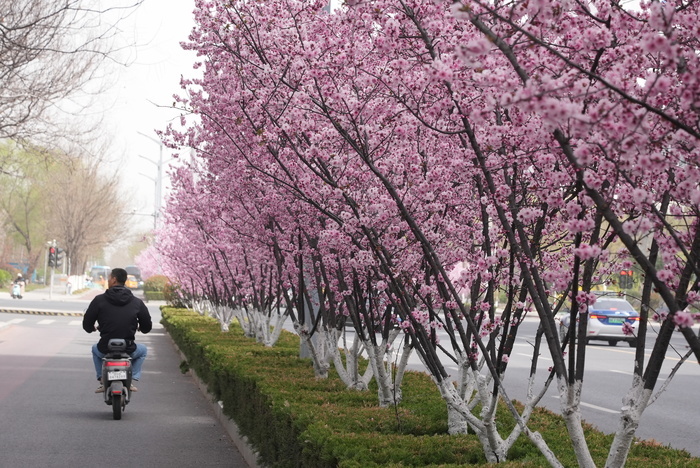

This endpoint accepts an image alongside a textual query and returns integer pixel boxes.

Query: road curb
[166,333,262,468]
[0,308,84,317]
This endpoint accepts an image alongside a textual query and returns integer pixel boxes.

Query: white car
[559,296,639,347]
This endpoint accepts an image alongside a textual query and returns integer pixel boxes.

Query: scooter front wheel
[112,394,122,420]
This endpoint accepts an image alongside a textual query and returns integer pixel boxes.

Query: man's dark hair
[111,268,128,285]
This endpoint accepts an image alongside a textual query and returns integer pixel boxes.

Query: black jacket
[83,286,152,353]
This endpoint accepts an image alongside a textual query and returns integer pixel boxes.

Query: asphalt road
[0,292,249,468]
[7,287,695,462]
[474,320,700,458]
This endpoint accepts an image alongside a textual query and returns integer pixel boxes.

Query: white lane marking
[0,322,8,329]
[610,369,664,382]
[37,319,55,325]
[9,318,25,324]
[69,320,82,326]
[580,401,619,414]
[552,395,619,414]
[517,352,552,361]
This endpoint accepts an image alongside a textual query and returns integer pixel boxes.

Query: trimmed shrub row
[144,291,165,301]
[0,269,12,288]
[161,307,700,468]
[143,274,170,292]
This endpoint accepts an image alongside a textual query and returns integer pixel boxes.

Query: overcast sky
[99,0,198,232]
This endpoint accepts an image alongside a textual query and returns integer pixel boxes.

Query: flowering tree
[155,0,700,466]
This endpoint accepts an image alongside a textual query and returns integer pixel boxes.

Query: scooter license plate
[108,371,127,380]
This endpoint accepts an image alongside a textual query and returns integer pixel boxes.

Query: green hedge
[161,307,699,468]
[0,269,12,288]
[144,291,165,301]
[144,275,170,292]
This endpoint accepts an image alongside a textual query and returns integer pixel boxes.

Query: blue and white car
[559,296,640,347]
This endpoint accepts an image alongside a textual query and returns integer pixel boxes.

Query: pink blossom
[657,269,675,282]
[686,291,700,304]
[622,322,635,336]
[653,309,668,323]
[573,244,601,260]
[673,311,695,329]
[576,291,598,306]
[154,0,700,442]
[517,207,543,224]
[630,188,648,205]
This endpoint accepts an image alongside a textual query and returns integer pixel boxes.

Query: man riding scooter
[11,273,26,299]
[82,268,152,392]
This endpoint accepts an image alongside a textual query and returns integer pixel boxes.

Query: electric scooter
[11,282,23,299]
[100,338,133,420]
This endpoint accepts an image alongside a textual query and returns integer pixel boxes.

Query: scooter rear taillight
[106,361,130,367]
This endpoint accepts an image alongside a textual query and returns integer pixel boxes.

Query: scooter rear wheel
[112,394,122,420]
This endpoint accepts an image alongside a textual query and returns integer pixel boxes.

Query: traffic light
[48,246,56,268]
[620,269,634,289]
[55,248,65,268]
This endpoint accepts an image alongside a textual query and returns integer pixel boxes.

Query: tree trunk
[605,376,651,468]
[293,322,332,379]
[558,379,596,468]
[332,333,373,390]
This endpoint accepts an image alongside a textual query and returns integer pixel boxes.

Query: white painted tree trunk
[293,322,334,379]
[365,344,395,406]
[605,376,651,468]
[192,298,210,316]
[232,307,255,337]
[447,404,469,435]
[435,379,500,463]
[248,308,286,346]
[332,333,373,390]
[364,329,405,407]
[557,379,597,468]
[212,304,235,332]
[263,311,287,347]
[392,338,411,392]
[412,347,563,466]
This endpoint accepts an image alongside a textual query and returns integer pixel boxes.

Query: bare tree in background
[46,149,128,275]
[0,0,141,147]
[0,141,129,277]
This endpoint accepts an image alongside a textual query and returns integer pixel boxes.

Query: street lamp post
[138,156,158,230]
[137,131,164,229]
[48,239,56,300]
